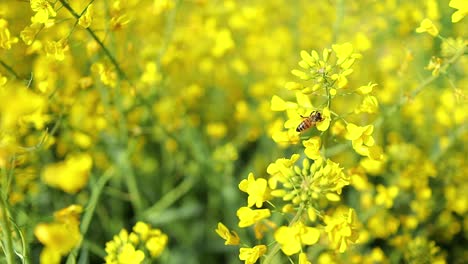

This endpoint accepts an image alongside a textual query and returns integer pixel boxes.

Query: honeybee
[296,111,324,132]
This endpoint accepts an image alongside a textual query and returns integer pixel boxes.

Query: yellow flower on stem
[239,173,270,208]
[78,3,94,28]
[274,221,320,256]
[42,153,93,193]
[35,205,83,264]
[45,39,68,61]
[215,222,240,245]
[266,154,300,189]
[237,207,271,228]
[145,229,168,258]
[415,19,439,36]
[375,185,399,208]
[0,19,18,50]
[117,244,145,264]
[239,245,267,264]
[324,208,359,253]
[345,123,375,156]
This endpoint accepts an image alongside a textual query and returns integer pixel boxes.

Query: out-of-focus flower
[35,205,83,264]
[78,4,94,28]
[415,19,439,36]
[42,153,93,193]
[449,0,467,23]
[0,19,18,49]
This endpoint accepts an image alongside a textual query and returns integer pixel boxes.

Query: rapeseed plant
[0,0,466,263]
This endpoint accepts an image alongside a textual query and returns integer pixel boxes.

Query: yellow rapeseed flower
[239,245,267,264]
[42,153,93,193]
[274,221,320,256]
[303,136,321,160]
[415,18,439,36]
[78,4,94,28]
[215,222,240,245]
[30,0,56,24]
[239,173,270,208]
[35,205,83,264]
[0,19,18,50]
[237,207,271,228]
[324,208,359,253]
[449,0,467,22]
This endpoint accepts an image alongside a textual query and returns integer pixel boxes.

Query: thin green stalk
[332,0,345,44]
[65,169,114,264]
[141,175,196,219]
[0,191,15,264]
[58,0,128,80]
[378,43,467,127]
[0,60,21,80]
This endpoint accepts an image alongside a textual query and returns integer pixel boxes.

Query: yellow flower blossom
[356,82,377,95]
[239,173,270,208]
[35,205,83,264]
[0,85,46,131]
[206,122,227,139]
[375,185,399,208]
[449,0,467,22]
[237,207,271,228]
[215,222,240,245]
[303,136,321,160]
[239,245,267,264]
[117,244,145,264]
[91,63,117,87]
[266,154,300,189]
[324,208,359,253]
[355,95,379,114]
[212,28,235,57]
[78,4,94,28]
[345,123,375,154]
[0,19,18,50]
[274,221,320,256]
[42,153,93,193]
[145,229,168,258]
[20,22,42,45]
[415,19,439,36]
[30,0,56,24]
[45,39,68,61]
[299,252,312,264]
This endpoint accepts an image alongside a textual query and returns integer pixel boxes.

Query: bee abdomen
[296,120,311,132]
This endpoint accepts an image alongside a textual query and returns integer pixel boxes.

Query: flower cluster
[217,43,370,263]
[105,221,168,264]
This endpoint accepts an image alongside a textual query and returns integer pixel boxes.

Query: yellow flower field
[0,0,466,263]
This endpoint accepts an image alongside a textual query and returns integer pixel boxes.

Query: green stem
[141,176,196,219]
[263,205,305,264]
[332,0,345,44]
[65,169,114,264]
[58,0,128,80]
[0,191,15,264]
[0,60,21,80]
[379,43,467,123]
